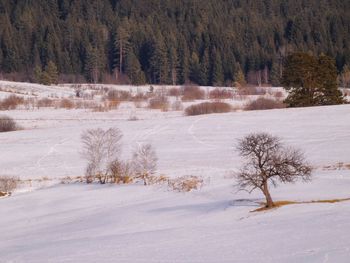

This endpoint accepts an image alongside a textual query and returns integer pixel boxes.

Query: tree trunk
[262,182,274,208]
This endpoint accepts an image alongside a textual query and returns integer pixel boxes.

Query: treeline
[0,0,350,86]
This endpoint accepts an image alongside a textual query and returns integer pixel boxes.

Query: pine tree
[45,61,59,84]
[189,52,200,84]
[85,46,103,83]
[234,64,246,87]
[199,49,210,86]
[270,61,281,86]
[283,52,345,107]
[150,31,169,84]
[115,19,130,74]
[125,51,145,85]
[210,49,224,86]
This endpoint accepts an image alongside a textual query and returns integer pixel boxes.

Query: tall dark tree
[283,52,345,107]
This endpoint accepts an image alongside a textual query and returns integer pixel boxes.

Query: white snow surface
[0,83,350,262]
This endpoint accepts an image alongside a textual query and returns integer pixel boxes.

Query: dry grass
[209,88,234,99]
[168,87,182,97]
[0,115,18,132]
[323,162,350,170]
[37,98,54,108]
[237,86,267,96]
[0,95,25,110]
[182,85,205,101]
[58,98,75,109]
[168,176,204,192]
[245,97,286,111]
[148,95,169,111]
[253,198,350,212]
[0,176,19,194]
[185,102,231,116]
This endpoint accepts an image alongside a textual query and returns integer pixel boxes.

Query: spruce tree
[125,51,145,85]
[283,52,345,107]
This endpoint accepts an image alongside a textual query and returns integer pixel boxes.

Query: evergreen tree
[125,51,145,85]
[270,61,281,87]
[210,49,224,86]
[283,52,344,107]
[85,46,103,83]
[234,64,246,87]
[45,61,59,84]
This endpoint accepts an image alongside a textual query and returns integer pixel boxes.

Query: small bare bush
[132,143,158,185]
[81,127,123,184]
[37,98,54,108]
[171,100,183,111]
[0,115,18,132]
[238,86,266,95]
[168,176,204,192]
[185,102,231,116]
[107,90,132,101]
[109,160,134,184]
[168,87,182,97]
[148,95,169,111]
[0,176,19,194]
[58,98,75,109]
[182,85,205,101]
[273,91,285,100]
[244,97,286,111]
[0,95,24,110]
[209,88,234,99]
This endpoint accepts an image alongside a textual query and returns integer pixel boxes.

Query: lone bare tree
[132,143,158,185]
[236,133,312,208]
[81,127,123,184]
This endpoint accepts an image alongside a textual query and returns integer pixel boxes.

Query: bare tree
[236,133,312,208]
[132,143,158,185]
[81,128,123,184]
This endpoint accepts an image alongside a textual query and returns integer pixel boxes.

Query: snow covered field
[0,82,350,262]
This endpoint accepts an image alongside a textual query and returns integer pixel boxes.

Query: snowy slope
[0,90,350,262]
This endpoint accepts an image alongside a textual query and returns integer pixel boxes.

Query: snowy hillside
[0,82,349,262]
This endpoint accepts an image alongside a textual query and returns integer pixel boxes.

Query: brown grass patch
[168,175,204,192]
[148,96,169,111]
[245,97,286,111]
[0,95,25,110]
[209,88,234,99]
[182,85,205,101]
[253,198,350,212]
[185,102,231,116]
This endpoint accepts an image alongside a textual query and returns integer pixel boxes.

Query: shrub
[37,98,54,108]
[168,87,182,97]
[109,160,134,184]
[237,86,266,95]
[273,91,285,100]
[107,90,132,101]
[0,176,19,194]
[58,98,75,109]
[148,95,169,111]
[132,143,158,185]
[244,97,286,111]
[0,115,18,132]
[171,100,183,111]
[182,85,205,101]
[209,88,233,99]
[168,176,204,192]
[81,127,123,184]
[185,102,231,116]
[0,95,24,110]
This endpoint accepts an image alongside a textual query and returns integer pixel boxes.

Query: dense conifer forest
[0,0,349,85]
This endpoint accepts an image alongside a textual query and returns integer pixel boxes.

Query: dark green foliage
[0,0,349,85]
[283,53,345,107]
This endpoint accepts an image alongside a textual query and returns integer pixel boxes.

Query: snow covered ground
[0,82,350,262]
